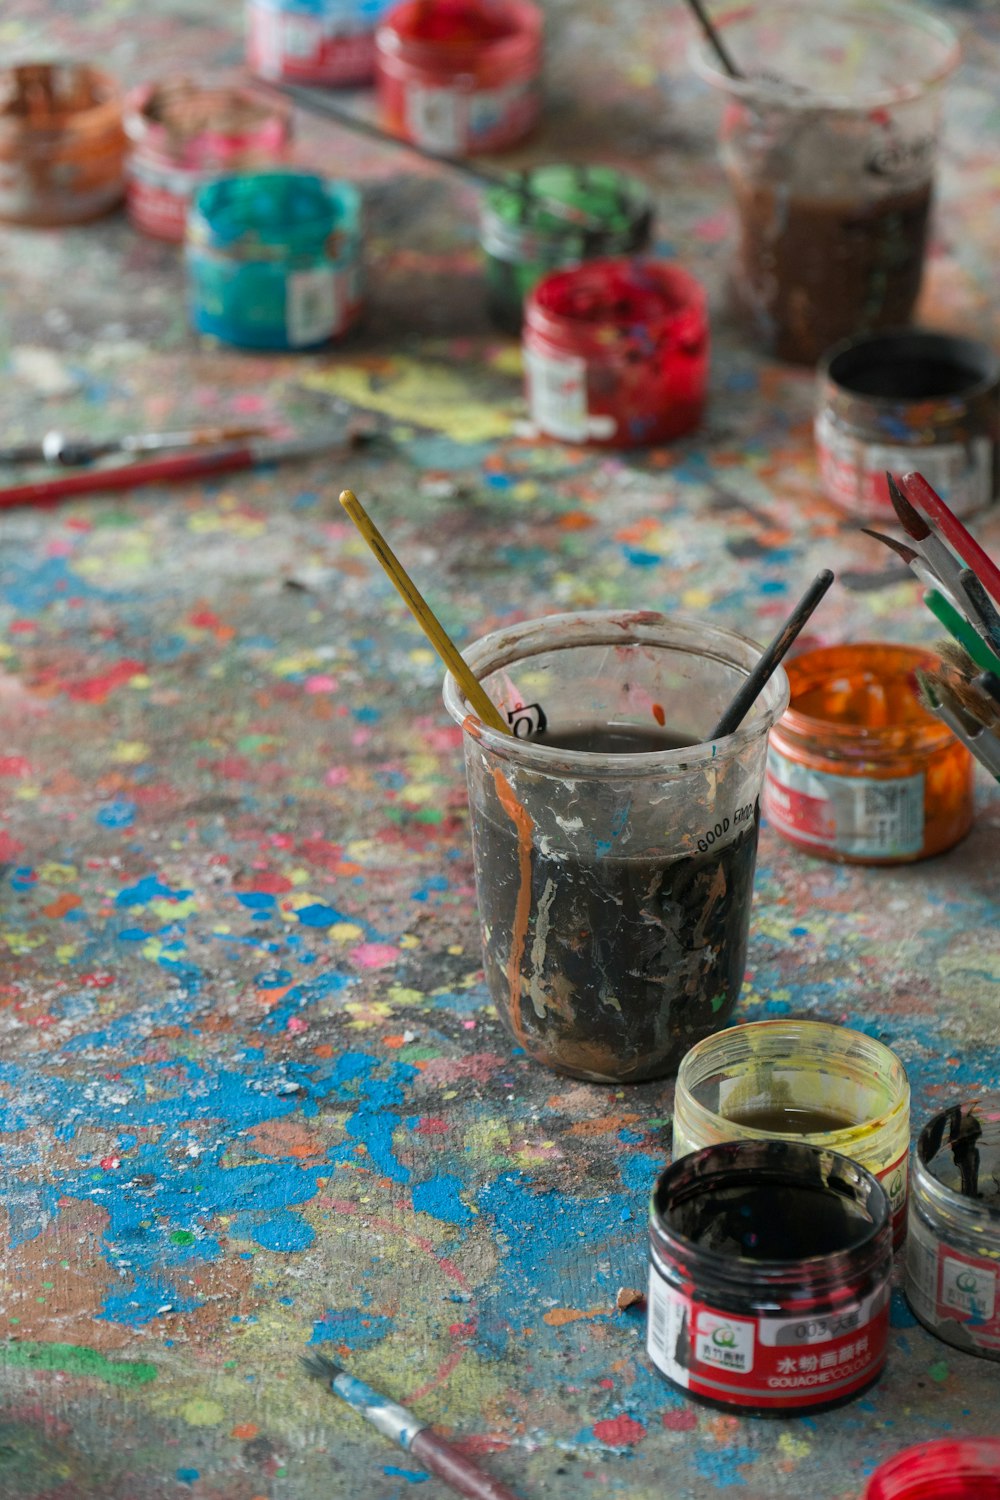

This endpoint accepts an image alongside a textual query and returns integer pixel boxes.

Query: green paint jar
[480,164,653,333]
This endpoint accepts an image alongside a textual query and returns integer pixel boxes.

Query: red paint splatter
[662,1408,698,1431]
[188,608,224,630]
[0,757,30,776]
[652,702,665,726]
[233,873,293,895]
[598,1377,614,1390]
[414,1118,449,1135]
[0,832,25,861]
[100,1156,121,1170]
[82,973,115,988]
[65,660,146,703]
[593,1416,646,1446]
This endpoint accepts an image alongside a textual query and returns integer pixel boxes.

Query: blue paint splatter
[412,1174,473,1225]
[310,1307,394,1350]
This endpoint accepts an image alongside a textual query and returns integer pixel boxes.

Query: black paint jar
[647,1139,892,1414]
[815,328,1000,520]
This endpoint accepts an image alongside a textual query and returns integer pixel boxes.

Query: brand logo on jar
[888,1169,904,1202]
[941,1255,996,1320]
[695,1311,754,1373]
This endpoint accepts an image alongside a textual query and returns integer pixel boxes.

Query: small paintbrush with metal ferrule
[300,1352,524,1500]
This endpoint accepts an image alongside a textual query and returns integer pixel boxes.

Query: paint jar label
[880,1148,909,1243]
[127,156,198,241]
[524,348,589,442]
[285,267,342,347]
[404,84,464,153]
[403,79,537,154]
[647,1272,889,1409]
[765,747,924,859]
[249,1,376,84]
[815,411,992,520]
[906,1218,1000,1358]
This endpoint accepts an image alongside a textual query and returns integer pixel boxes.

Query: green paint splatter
[928,1360,949,1383]
[170,1229,196,1246]
[0,1343,157,1387]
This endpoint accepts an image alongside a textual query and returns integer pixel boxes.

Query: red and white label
[815,411,991,521]
[765,746,924,859]
[248,2,376,85]
[126,156,199,242]
[402,77,537,154]
[647,1273,889,1409]
[906,1224,1000,1357]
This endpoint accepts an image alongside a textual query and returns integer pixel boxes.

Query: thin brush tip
[300,1351,343,1383]
[885,471,930,540]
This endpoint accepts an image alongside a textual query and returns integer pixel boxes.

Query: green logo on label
[956,1270,979,1295]
[889,1169,904,1198]
[711,1325,737,1349]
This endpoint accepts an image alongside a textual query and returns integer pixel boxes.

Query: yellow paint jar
[673,1020,910,1246]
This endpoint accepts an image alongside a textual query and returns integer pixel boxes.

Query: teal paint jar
[185,171,363,350]
[480,164,653,333]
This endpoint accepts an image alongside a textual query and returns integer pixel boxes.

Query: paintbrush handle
[410,1429,524,1500]
[0,445,256,507]
[923,590,1000,677]
[903,471,1000,608]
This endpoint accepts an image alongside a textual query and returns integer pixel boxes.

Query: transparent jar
[673,1020,911,1245]
[865,1439,1000,1499]
[0,62,126,225]
[647,1139,893,1414]
[522,258,708,448]
[442,610,788,1082]
[764,643,974,864]
[905,1097,1000,1362]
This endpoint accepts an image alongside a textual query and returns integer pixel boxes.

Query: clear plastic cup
[442,610,789,1083]
[691,0,960,365]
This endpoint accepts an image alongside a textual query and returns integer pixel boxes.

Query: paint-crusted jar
[480,164,653,333]
[247,0,394,87]
[764,643,974,865]
[185,171,363,350]
[673,1020,911,1246]
[124,78,293,243]
[0,62,126,226]
[522,258,708,448]
[816,329,1000,521]
[905,1098,1000,1362]
[865,1438,1000,1499]
[375,0,542,156]
[647,1140,892,1414]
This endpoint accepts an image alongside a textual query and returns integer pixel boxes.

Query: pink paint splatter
[593,1416,646,1446]
[662,1408,698,1431]
[286,1016,308,1033]
[100,1156,121,1171]
[416,1053,503,1086]
[0,831,25,860]
[305,675,339,694]
[692,210,732,242]
[324,766,350,787]
[349,942,400,969]
[414,1118,449,1136]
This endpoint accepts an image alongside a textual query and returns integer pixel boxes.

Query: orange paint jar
[764,643,974,865]
[0,62,126,225]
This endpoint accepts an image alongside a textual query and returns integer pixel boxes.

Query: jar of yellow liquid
[673,1019,910,1246]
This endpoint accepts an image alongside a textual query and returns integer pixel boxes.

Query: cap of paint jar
[479,165,654,333]
[522,257,708,448]
[673,1020,911,1246]
[375,0,543,156]
[124,78,293,243]
[0,62,126,226]
[905,1097,1000,1363]
[247,0,394,88]
[816,328,1000,521]
[185,171,363,350]
[763,642,974,865]
[864,1438,1000,1499]
[647,1139,893,1414]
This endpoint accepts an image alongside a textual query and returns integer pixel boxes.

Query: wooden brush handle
[410,1428,523,1500]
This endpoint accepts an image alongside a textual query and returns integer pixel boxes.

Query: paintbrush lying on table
[300,1351,524,1500]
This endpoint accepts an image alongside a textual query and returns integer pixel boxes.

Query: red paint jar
[374,0,542,155]
[522,258,708,448]
[864,1439,1000,1499]
[124,78,293,242]
[647,1139,892,1414]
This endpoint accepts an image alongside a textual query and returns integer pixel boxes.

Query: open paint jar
[247,0,394,87]
[480,165,653,333]
[764,643,974,864]
[905,1097,1000,1362]
[647,1140,892,1413]
[0,62,126,225]
[523,258,708,448]
[816,329,1000,520]
[673,1020,911,1245]
[442,610,788,1083]
[375,0,542,155]
[864,1439,1000,1499]
[185,171,363,350]
[124,78,293,242]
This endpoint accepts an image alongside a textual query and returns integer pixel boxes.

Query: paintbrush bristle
[935,639,978,678]
[923,665,1000,731]
[300,1350,343,1384]
[886,472,931,541]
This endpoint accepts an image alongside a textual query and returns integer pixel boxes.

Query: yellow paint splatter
[681,587,713,609]
[778,1433,811,1460]
[303,359,515,443]
[151,897,198,920]
[331,922,364,942]
[112,741,150,763]
[180,1398,226,1427]
[488,347,523,376]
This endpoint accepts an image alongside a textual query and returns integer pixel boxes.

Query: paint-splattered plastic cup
[864,1438,1000,1499]
[691,0,959,364]
[442,611,789,1083]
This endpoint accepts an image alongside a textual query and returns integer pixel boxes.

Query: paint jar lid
[481,164,652,263]
[864,1438,1000,1498]
[187,171,361,262]
[376,0,542,66]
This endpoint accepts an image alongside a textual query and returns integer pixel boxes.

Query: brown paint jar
[0,62,126,226]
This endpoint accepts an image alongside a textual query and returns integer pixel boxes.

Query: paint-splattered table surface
[1,1,999,1496]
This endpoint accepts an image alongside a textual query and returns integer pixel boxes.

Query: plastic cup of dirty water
[691,0,959,365]
[442,610,789,1083]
